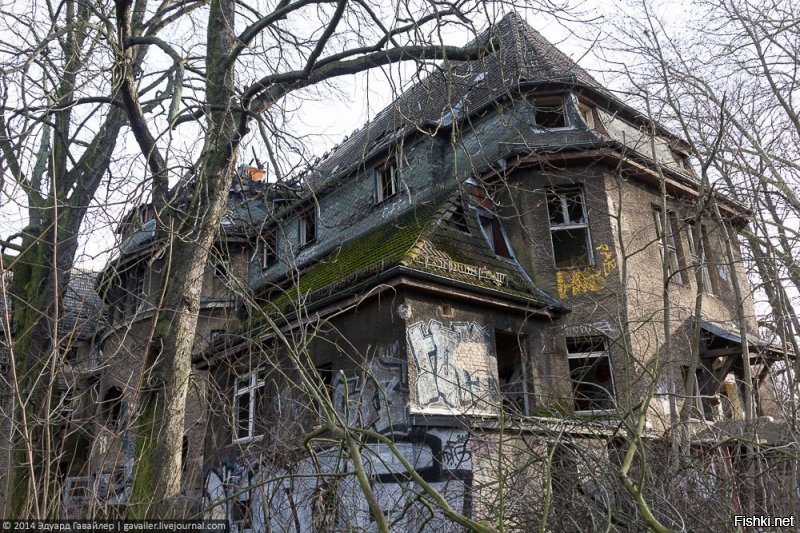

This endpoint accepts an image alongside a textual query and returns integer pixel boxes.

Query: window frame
[261,231,277,269]
[233,370,264,443]
[546,187,593,268]
[298,207,317,248]
[476,207,513,258]
[533,96,570,130]
[653,209,683,284]
[566,337,616,413]
[374,158,399,204]
[494,331,528,414]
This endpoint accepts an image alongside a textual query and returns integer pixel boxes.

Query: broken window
[262,231,277,269]
[567,337,615,412]
[478,211,512,258]
[298,208,316,247]
[443,203,469,233]
[375,158,399,203]
[547,188,592,268]
[534,97,568,129]
[495,331,526,413]
[233,370,264,442]
[653,209,682,284]
[686,224,714,294]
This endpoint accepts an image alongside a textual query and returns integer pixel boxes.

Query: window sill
[374,193,399,207]
[232,434,263,445]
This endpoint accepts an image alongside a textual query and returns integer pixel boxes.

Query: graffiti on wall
[332,347,409,433]
[556,244,618,300]
[203,429,474,532]
[407,320,500,411]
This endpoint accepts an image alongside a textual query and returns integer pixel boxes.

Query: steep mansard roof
[252,13,610,315]
[301,11,603,192]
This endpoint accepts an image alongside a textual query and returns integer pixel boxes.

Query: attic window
[534,97,568,129]
[478,210,512,258]
[443,204,469,233]
[262,231,277,268]
[298,208,316,247]
[375,159,398,204]
[578,104,595,129]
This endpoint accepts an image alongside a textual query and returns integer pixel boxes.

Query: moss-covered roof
[264,203,437,312]
[257,190,561,320]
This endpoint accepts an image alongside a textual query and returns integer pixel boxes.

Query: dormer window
[262,231,277,268]
[298,208,316,247]
[375,158,398,204]
[477,209,512,258]
[534,97,568,129]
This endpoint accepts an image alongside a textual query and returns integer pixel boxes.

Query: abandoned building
[0,10,788,530]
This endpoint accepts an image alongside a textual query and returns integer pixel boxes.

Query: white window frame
[374,158,399,204]
[298,208,316,248]
[653,209,682,284]
[261,232,277,269]
[233,371,264,443]
[547,188,593,268]
[567,337,616,413]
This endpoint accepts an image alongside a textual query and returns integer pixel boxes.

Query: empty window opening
[262,232,277,268]
[375,159,399,203]
[495,331,526,413]
[547,188,592,268]
[443,204,470,233]
[440,304,454,318]
[479,212,512,258]
[534,97,568,129]
[299,208,316,247]
[233,371,264,442]
[653,209,682,284]
[567,337,615,412]
[102,386,124,428]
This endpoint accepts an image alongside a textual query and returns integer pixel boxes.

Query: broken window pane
[552,228,590,267]
[567,338,615,411]
[534,97,568,129]
[547,189,592,268]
